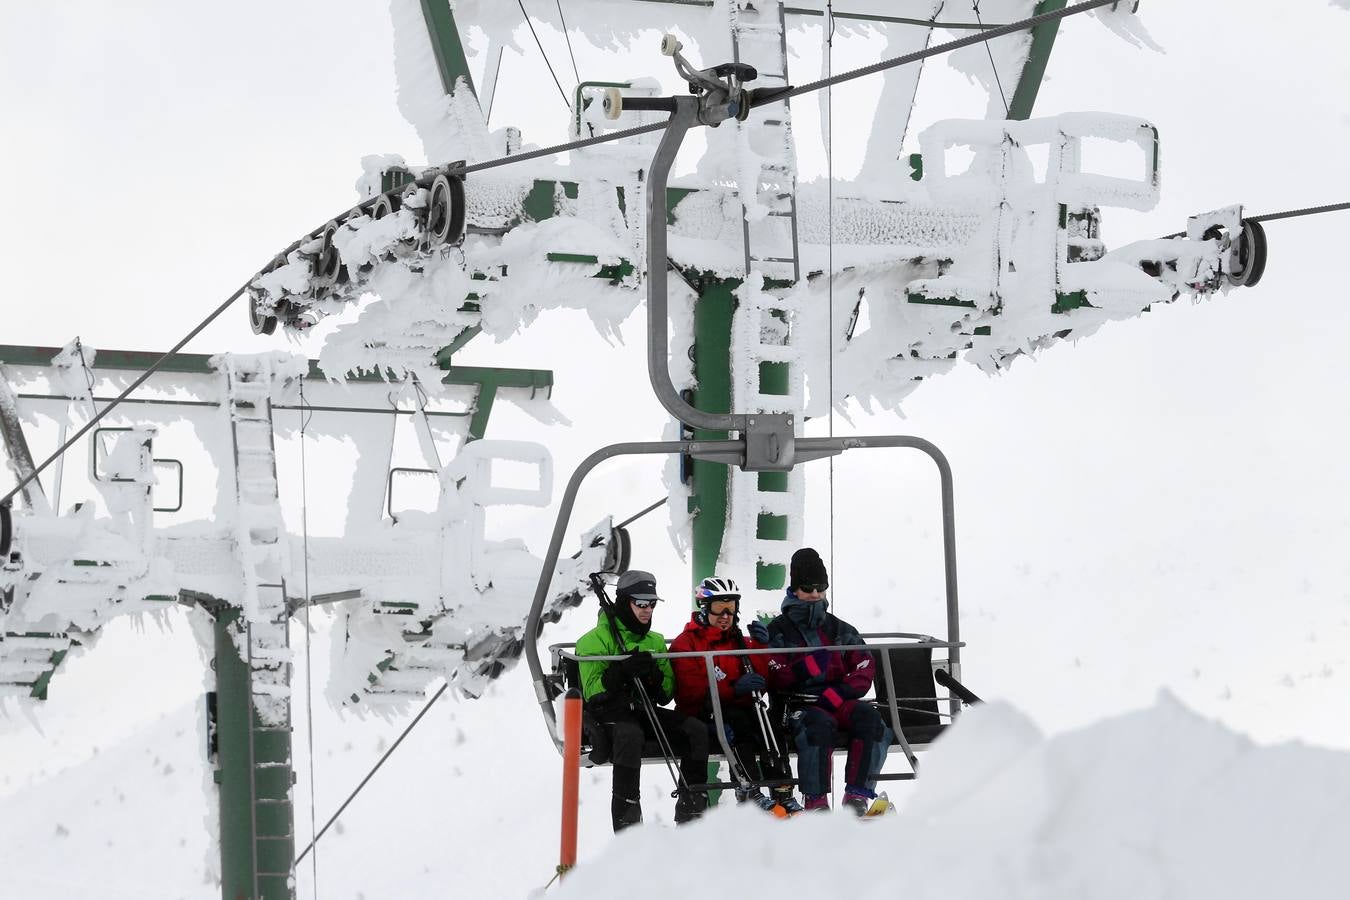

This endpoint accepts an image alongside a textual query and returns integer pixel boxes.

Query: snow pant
[785,699,892,798]
[704,703,792,786]
[593,704,710,832]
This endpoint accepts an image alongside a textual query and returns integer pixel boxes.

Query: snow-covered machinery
[248,0,1268,615]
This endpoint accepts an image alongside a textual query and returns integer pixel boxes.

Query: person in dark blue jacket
[751,548,894,816]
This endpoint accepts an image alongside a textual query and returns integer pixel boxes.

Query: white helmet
[695,576,741,607]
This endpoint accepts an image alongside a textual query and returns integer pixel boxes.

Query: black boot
[612,795,642,831]
[611,764,643,832]
[673,789,706,824]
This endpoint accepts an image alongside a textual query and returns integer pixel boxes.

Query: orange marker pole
[559,688,583,878]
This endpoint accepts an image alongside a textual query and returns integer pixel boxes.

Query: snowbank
[555,694,1350,900]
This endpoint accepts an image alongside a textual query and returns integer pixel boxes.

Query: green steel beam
[418,0,477,97]
[688,274,737,587]
[0,345,416,384]
[1007,0,1067,120]
[212,608,292,900]
[435,361,554,441]
[0,346,551,396]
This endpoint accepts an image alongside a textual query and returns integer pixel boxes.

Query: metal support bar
[644,99,750,433]
[418,0,477,97]
[1007,0,1067,120]
[0,374,50,513]
[641,96,797,471]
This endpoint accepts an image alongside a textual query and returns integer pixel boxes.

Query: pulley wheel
[370,193,397,220]
[247,286,277,335]
[602,526,631,576]
[1225,219,1267,288]
[312,221,343,287]
[603,88,624,120]
[1,500,12,558]
[425,174,466,248]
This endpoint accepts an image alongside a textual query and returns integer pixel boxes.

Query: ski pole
[732,625,787,779]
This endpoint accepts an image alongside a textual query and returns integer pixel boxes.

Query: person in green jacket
[576,569,710,831]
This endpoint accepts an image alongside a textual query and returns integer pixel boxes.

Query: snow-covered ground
[555,696,1350,900]
[2,0,1349,898]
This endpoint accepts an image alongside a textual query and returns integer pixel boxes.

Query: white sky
[2,1,1350,896]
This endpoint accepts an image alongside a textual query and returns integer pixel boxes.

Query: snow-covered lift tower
[0,342,628,899]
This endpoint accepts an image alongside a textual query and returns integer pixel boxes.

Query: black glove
[733,672,767,696]
[601,663,629,694]
[601,650,656,694]
[621,650,658,679]
[747,620,770,644]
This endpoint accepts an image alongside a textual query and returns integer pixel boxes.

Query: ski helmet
[695,576,741,623]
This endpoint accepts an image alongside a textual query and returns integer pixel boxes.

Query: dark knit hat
[789,548,828,590]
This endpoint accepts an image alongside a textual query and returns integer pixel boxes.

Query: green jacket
[575,609,675,705]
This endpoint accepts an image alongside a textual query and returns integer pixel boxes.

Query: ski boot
[842,789,893,818]
[768,787,805,818]
[612,796,643,832]
[802,794,830,813]
[674,789,707,824]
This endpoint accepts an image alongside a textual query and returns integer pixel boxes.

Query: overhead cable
[1161,201,1350,239]
[1248,201,1350,223]
[780,0,1116,101]
[971,0,1010,116]
[555,0,582,86]
[518,0,572,109]
[0,284,250,507]
[293,683,449,866]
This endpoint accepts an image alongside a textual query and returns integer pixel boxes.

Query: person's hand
[733,672,767,696]
[620,650,657,679]
[601,663,628,693]
[747,620,770,644]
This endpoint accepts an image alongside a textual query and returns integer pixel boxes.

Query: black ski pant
[704,704,792,786]
[593,704,709,831]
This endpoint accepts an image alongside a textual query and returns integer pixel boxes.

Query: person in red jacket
[670,576,802,816]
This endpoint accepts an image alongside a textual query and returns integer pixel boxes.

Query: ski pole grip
[559,688,583,876]
[934,667,983,705]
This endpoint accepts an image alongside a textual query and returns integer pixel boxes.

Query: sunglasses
[629,598,659,609]
[796,583,828,594]
[707,601,738,617]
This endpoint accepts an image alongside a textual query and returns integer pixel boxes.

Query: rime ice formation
[0,349,615,707]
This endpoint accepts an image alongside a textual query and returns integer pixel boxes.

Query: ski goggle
[706,600,738,617]
[796,583,828,594]
[628,598,659,609]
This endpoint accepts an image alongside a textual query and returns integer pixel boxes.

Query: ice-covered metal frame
[0,344,583,705]
[523,434,962,743]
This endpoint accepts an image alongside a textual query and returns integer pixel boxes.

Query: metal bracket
[662,34,756,126]
[742,414,795,471]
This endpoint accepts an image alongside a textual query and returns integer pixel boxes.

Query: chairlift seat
[558,641,951,767]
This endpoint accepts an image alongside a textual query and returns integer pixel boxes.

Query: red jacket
[669,615,770,718]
